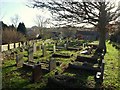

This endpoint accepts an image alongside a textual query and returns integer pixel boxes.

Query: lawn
[1,40,120,89]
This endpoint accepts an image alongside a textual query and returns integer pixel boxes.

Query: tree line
[1,21,27,44]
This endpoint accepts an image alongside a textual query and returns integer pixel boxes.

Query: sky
[0,0,52,28]
[0,0,120,28]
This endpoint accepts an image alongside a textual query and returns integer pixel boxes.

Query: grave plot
[80,46,93,55]
[51,50,75,59]
[87,43,98,49]
[48,50,105,88]
[48,75,79,88]
[75,56,98,64]
[23,63,42,83]
[67,46,82,51]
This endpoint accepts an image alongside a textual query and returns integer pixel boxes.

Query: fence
[0,39,41,52]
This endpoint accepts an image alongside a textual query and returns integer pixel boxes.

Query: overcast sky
[0,0,119,28]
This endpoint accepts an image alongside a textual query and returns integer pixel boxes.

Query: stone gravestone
[39,45,41,50]
[42,44,46,57]
[53,44,56,53]
[64,43,67,49]
[32,64,42,83]
[33,43,36,53]
[16,54,24,67]
[28,46,34,61]
[83,43,85,49]
[49,58,56,71]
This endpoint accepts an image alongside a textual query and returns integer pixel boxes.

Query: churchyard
[1,39,120,89]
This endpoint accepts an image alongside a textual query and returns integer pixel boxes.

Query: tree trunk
[98,31,106,53]
[98,2,107,54]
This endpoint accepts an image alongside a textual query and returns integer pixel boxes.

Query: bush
[2,28,26,44]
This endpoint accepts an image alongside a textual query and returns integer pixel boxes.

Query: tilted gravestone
[28,46,34,61]
[49,58,56,71]
[16,54,24,67]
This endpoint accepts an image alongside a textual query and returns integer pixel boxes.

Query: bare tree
[10,14,20,28]
[29,0,120,52]
[34,14,50,38]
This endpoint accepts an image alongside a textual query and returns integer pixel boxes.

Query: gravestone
[39,45,41,50]
[16,54,24,67]
[11,52,16,60]
[83,43,85,49]
[32,64,42,83]
[33,43,36,53]
[14,43,16,48]
[53,44,56,53]
[8,44,10,50]
[49,59,56,71]
[28,46,34,61]
[42,44,46,57]
[64,43,67,49]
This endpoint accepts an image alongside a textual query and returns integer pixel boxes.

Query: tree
[2,27,26,44]
[17,22,27,35]
[11,14,20,28]
[29,0,120,53]
[34,15,50,38]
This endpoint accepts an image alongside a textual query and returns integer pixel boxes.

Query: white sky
[0,0,52,28]
[0,0,120,28]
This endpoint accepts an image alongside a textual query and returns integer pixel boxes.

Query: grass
[2,40,120,89]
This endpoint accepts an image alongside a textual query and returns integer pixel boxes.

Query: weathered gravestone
[49,58,56,71]
[53,44,56,53]
[10,52,17,60]
[16,54,24,67]
[23,63,42,83]
[33,43,36,53]
[42,44,47,57]
[64,43,67,49]
[28,46,34,61]
[32,64,42,83]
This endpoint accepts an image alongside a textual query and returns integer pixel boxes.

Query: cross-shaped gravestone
[49,58,56,71]
[16,54,24,67]
[28,46,34,61]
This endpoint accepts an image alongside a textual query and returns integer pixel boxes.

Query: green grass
[103,42,119,89]
[2,40,120,89]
